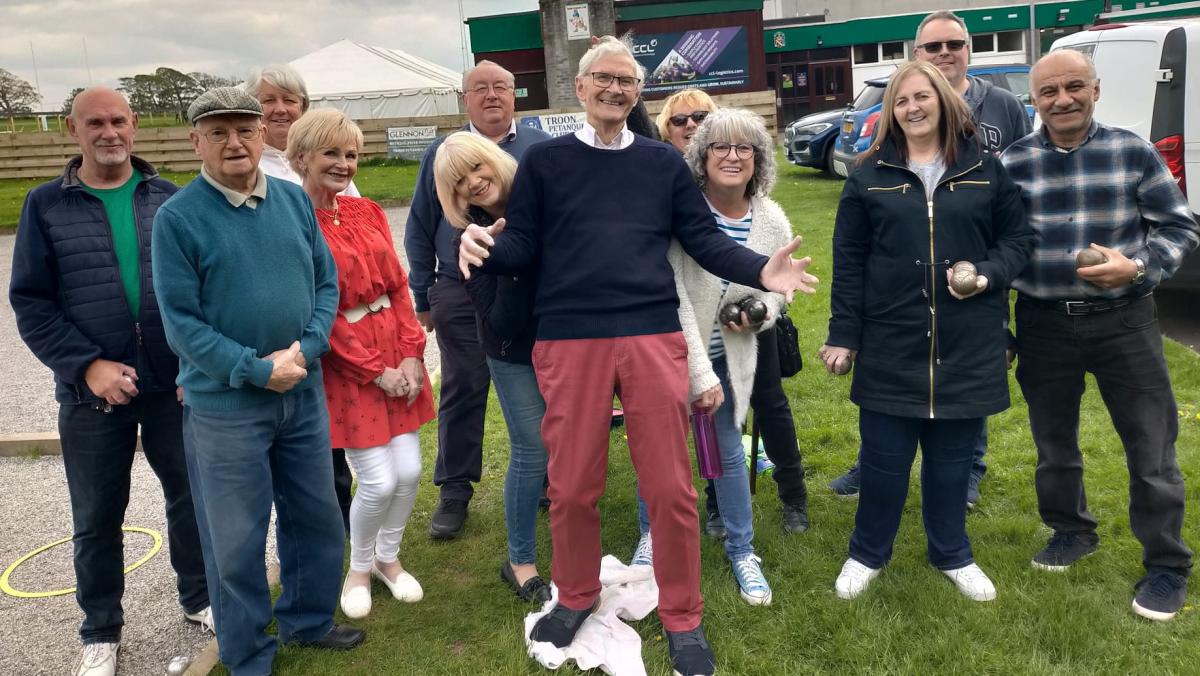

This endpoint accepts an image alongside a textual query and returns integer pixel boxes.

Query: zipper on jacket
[948,179,991,191]
[135,322,144,347]
[866,183,912,194]
[927,199,936,419]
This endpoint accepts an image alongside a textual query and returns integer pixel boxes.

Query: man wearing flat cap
[151,87,362,675]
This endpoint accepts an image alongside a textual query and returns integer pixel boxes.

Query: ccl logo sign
[633,39,658,56]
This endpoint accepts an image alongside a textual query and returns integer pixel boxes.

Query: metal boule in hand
[738,297,768,324]
[718,303,742,325]
[1076,248,1108,268]
[950,261,978,296]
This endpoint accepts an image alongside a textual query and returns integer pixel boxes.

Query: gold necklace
[320,201,340,226]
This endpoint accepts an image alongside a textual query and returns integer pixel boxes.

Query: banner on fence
[386,126,437,159]
[519,112,587,138]
[633,27,750,95]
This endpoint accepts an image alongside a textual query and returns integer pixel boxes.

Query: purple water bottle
[691,408,723,479]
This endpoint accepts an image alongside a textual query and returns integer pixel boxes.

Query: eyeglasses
[668,111,709,127]
[587,72,642,91]
[198,127,261,144]
[917,39,967,53]
[468,83,513,96]
[708,142,756,160]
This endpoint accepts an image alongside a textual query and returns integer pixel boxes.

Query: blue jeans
[639,356,756,561]
[850,409,981,570]
[182,385,344,676]
[59,391,208,644]
[487,357,549,565]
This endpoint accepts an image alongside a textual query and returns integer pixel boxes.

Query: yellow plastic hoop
[0,526,163,599]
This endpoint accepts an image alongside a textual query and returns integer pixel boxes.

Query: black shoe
[828,464,861,497]
[666,624,716,676]
[1133,569,1188,621]
[966,472,983,510]
[1031,532,1099,571]
[290,624,365,650]
[500,562,552,604]
[529,601,597,648]
[704,511,727,540]
[430,498,468,539]
[782,502,809,534]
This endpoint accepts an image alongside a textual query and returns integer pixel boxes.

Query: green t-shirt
[82,169,142,318]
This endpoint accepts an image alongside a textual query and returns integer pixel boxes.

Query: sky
[4,0,538,112]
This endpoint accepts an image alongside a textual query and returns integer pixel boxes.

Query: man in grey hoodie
[828,9,1031,503]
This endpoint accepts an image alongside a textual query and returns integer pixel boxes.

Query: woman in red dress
[287,108,435,619]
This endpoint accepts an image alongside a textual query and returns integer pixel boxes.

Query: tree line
[0,66,240,121]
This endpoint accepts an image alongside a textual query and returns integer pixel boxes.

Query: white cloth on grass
[524,555,660,676]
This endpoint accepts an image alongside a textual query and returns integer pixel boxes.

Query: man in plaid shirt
[1002,49,1199,621]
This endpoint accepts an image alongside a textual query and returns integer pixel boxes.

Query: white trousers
[344,432,422,572]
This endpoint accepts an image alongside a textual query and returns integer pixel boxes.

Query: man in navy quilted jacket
[10,87,211,676]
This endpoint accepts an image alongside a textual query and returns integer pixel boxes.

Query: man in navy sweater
[11,87,211,676]
[459,36,818,676]
[152,87,361,675]
[405,61,550,539]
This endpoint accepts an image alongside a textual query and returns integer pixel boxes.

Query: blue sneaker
[966,472,983,509]
[829,463,861,497]
[630,531,653,568]
[732,554,772,606]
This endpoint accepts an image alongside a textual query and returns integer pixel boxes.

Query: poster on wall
[565,3,590,40]
[632,27,749,95]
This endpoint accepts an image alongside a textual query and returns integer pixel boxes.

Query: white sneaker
[835,558,880,599]
[630,530,653,568]
[340,582,372,618]
[372,563,424,602]
[76,641,119,676]
[184,605,215,634]
[941,563,997,602]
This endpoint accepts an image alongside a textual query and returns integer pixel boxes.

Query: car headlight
[794,122,833,135]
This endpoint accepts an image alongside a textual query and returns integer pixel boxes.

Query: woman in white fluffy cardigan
[634,108,794,606]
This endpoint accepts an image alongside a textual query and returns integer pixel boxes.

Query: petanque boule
[1076,248,1108,268]
[718,302,742,326]
[832,355,853,375]
[950,261,978,296]
[738,297,768,325]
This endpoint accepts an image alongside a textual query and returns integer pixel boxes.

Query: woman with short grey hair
[245,63,360,196]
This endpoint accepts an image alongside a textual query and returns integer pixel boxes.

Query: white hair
[577,35,646,82]
[243,64,310,112]
[462,60,515,91]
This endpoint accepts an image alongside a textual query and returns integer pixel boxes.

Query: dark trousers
[849,409,980,570]
[428,275,491,502]
[59,391,208,644]
[1015,294,1191,573]
[704,326,808,514]
[332,448,352,536]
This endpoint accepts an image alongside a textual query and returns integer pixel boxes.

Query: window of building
[853,43,879,64]
[997,30,1024,52]
[881,41,906,61]
[972,33,997,53]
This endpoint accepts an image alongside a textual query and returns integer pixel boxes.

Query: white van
[1052,19,1200,287]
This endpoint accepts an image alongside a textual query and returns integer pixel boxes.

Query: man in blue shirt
[1002,50,1198,622]
[405,61,550,539]
[152,87,360,675]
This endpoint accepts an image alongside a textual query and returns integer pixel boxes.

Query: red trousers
[532,332,703,632]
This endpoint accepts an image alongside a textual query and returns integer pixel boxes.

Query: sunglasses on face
[917,39,967,53]
[668,110,709,127]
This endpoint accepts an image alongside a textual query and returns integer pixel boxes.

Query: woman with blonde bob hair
[432,132,551,605]
[655,88,717,153]
[288,108,435,620]
[820,60,1033,603]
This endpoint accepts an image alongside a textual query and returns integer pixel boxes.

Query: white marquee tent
[289,40,462,119]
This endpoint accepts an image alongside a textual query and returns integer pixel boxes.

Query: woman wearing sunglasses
[819,61,1033,602]
[655,88,716,153]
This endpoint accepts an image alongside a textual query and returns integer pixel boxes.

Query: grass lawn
[0,161,419,232]
[209,159,1200,675]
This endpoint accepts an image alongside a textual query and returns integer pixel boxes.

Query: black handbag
[776,312,803,378]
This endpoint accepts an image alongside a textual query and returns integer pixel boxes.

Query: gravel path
[0,206,433,675]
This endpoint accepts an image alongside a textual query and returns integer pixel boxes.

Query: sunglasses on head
[668,111,709,127]
[917,39,967,53]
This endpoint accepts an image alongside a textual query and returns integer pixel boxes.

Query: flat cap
[188,86,263,124]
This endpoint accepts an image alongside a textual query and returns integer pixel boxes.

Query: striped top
[705,198,753,360]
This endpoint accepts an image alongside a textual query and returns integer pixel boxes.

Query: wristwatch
[1131,257,1147,285]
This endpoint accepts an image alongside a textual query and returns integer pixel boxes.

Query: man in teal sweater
[151,87,361,676]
